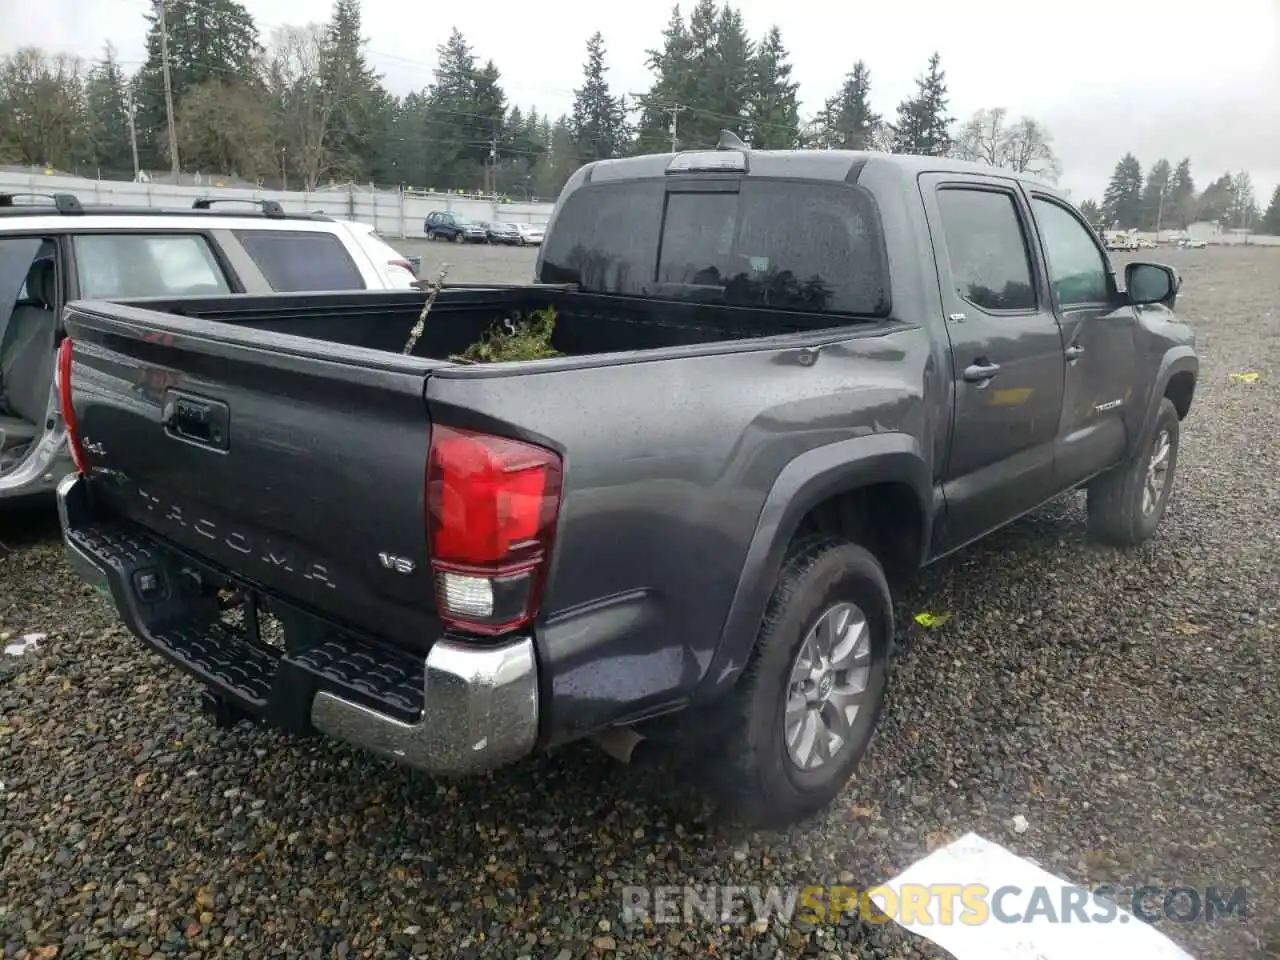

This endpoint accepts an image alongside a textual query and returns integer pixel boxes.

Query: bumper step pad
[68,520,425,724]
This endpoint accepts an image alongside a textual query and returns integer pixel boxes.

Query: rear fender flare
[700,432,932,696]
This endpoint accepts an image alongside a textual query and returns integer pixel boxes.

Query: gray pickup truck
[55,140,1197,826]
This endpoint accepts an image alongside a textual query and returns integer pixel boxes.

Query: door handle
[1065,344,1085,361]
[963,361,1001,383]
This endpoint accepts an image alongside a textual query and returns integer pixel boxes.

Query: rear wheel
[703,536,892,828]
[454,232,465,244]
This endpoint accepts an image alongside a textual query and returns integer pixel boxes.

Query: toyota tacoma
[54,138,1197,826]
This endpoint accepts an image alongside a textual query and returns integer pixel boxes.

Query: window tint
[234,230,365,292]
[540,181,664,297]
[73,234,231,299]
[541,179,890,317]
[1032,198,1109,306]
[935,188,1036,312]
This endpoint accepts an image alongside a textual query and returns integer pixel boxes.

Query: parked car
[1179,237,1208,249]
[1103,231,1140,252]
[0,194,416,504]
[514,222,545,246]
[483,221,522,245]
[424,211,487,243]
[335,219,421,284]
[54,143,1197,827]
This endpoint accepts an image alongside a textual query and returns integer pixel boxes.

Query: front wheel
[704,536,892,828]
[454,232,465,244]
[1086,396,1181,545]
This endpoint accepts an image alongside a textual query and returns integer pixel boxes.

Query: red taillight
[426,425,563,635]
[56,337,89,474]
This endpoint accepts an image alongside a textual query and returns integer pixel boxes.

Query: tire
[703,536,892,828]
[1087,396,1180,546]
[454,232,464,244]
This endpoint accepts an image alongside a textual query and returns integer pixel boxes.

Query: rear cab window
[233,230,367,292]
[540,178,891,319]
[72,234,231,299]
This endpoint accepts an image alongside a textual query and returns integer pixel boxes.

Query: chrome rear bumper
[310,636,539,775]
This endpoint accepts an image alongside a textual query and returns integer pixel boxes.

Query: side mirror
[1125,262,1180,307]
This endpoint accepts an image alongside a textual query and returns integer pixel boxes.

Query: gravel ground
[2,246,1277,960]
[396,238,540,286]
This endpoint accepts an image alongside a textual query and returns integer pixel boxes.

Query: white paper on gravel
[3,633,45,656]
[871,832,1195,960]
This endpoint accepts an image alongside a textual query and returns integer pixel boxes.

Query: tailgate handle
[162,391,229,451]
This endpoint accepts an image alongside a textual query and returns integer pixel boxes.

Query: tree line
[1086,155,1279,234]
[0,0,1062,198]
[1,0,1269,231]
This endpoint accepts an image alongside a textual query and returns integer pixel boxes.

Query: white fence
[1125,229,1280,248]
[0,172,557,239]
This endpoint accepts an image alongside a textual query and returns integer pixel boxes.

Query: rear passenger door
[231,229,372,292]
[919,174,1067,553]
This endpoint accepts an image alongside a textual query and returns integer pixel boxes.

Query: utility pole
[628,93,686,153]
[667,104,685,153]
[487,136,497,197]
[125,95,141,182]
[159,0,180,180]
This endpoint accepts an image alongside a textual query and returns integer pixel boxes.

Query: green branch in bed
[450,305,563,364]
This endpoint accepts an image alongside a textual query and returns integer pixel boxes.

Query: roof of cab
[575,147,1062,196]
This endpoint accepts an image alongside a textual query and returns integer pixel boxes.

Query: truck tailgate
[62,301,443,649]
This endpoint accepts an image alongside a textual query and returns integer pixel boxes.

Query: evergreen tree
[84,43,135,173]
[322,0,392,182]
[1167,158,1196,229]
[415,29,508,191]
[1195,172,1235,225]
[695,4,753,145]
[634,2,756,153]
[534,115,578,200]
[815,60,880,150]
[1260,185,1280,235]
[634,6,696,154]
[1101,154,1143,228]
[569,32,630,163]
[745,26,798,148]
[1139,158,1172,230]
[1078,199,1102,229]
[890,52,951,156]
[494,105,547,197]
[133,0,263,168]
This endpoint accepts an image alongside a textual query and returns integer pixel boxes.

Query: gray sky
[5,0,1279,204]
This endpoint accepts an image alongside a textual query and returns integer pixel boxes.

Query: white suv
[0,193,420,502]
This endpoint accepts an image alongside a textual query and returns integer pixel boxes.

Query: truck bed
[106,283,872,364]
